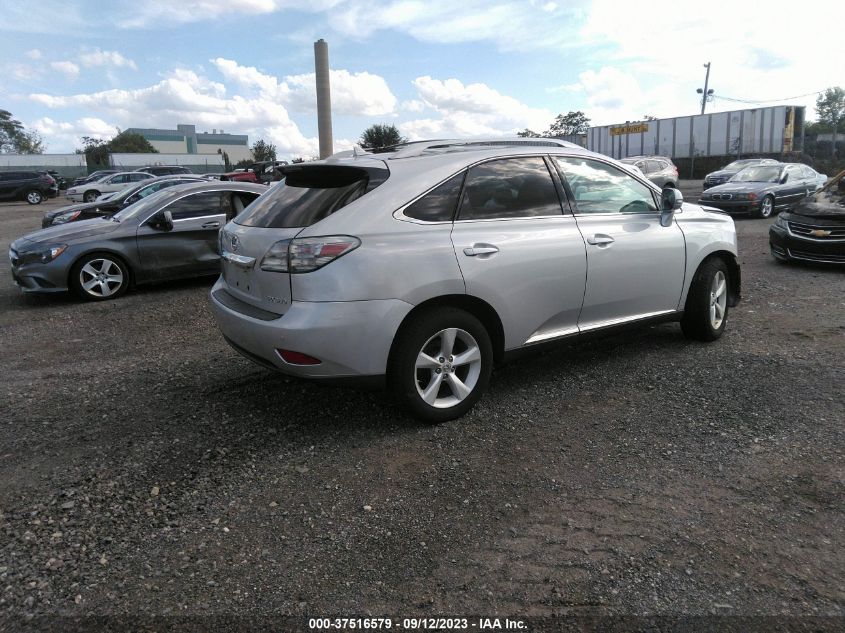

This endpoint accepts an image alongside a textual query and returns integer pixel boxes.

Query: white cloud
[400,76,553,139]
[211,58,397,116]
[578,0,840,122]
[5,63,40,82]
[115,0,342,28]
[30,116,116,151]
[25,49,42,60]
[29,69,319,158]
[79,48,138,70]
[50,61,81,79]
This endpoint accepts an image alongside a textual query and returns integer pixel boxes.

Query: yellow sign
[610,123,649,136]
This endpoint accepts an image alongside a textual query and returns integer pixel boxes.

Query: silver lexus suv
[211,139,741,422]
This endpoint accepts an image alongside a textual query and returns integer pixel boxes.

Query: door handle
[586,234,615,246]
[202,221,221,229]
[463,245,499,257]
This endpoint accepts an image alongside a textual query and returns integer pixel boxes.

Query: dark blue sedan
[698,163,826,219]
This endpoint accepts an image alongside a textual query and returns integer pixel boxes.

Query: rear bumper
[209,277,414,378]
[769,225,845,264]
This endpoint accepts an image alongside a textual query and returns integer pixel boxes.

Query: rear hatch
[218,162,388,314]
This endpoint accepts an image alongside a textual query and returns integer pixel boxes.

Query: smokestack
[314,38,333,159]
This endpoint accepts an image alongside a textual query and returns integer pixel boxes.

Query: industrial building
[124,124,251,163]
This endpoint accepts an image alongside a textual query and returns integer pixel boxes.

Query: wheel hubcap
[709,270,727,330]
[80,259,123,297]
[761,198,773,217]
[415,328,482,409]
[28,192,40,203]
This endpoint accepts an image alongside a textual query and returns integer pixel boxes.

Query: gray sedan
[10,181,266,301]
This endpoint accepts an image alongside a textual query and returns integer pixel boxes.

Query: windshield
[730,166,782,183]
[111,188,174,221]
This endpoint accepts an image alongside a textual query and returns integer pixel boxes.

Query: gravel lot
[1,188,843,631]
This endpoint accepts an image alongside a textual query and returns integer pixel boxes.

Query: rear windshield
[234,164,388,228]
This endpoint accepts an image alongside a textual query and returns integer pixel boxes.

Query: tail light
[260,236,360,273]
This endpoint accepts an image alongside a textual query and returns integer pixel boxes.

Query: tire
[70,253,130,301]
[388,307,493,423]
[25,190,43,205]
[681,258,730,342]
[755,195,775,219]
[83,190,100,203]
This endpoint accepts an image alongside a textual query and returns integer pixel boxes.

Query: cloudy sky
[0,0,839,159]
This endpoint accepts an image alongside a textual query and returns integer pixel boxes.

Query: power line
[713,89,825,105]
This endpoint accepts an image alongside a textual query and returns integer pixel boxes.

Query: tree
[77,129,157,168]
[0,109,45,154]
[545,111,591,137]
[816,87,845,157]
[359,124,405,150]
[107,130,158,153]
[78,136,110,167]
[517,128,541,138]
[251,139,276,163]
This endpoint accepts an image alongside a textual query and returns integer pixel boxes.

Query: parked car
[209,138,741,423]
[699,163,822,218]
[134,165,193,177]
[42,175,207,227]
[10,181,266,301]
[69,170,121,189]
[219,168,259,183]
[46,171,68,190]
[703,158,779,190]
[770,169,845,265]
[0,171,58,205]
[65,171,154,203]
[620,155,679,188]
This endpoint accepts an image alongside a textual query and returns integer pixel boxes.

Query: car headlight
[39,244,68,263]
[17,244,68,265]
[776,215,789,229]
[67,188,78,195]
[52,211,81,225]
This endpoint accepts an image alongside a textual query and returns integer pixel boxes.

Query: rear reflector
[277,349,322,365]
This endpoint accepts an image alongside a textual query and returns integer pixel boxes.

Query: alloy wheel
[760,197,774,218]
[79,258,124,298]
[709,270,727,330]
[414,327,482,409]
[26,191,43,204]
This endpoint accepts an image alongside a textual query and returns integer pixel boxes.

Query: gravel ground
[0,187,843,632]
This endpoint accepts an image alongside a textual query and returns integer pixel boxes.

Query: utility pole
[697,63,713,115]
[314,39,334,159]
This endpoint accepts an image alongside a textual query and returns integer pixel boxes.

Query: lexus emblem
[230,235,240,252]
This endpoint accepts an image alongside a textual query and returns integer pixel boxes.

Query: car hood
[16,217,122,246]
[703,182,773,194]
[705,169,735,180]
[43,200,102,220]
[788,195,845,220]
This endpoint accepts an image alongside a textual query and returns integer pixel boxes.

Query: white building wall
[196,144,252,162]
[147,139,188,154]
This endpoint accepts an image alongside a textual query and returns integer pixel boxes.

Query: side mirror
[660,187,683,227]
[780,174,789,184]
[151,209,174,231]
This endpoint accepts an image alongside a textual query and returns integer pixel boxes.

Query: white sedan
[66,171,154,203]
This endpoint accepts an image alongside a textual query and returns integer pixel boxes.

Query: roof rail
[383,137,583,159]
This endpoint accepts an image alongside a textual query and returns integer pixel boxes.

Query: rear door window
[457,157,563,220]
[234,165,388,228]
[404,172,465,222]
